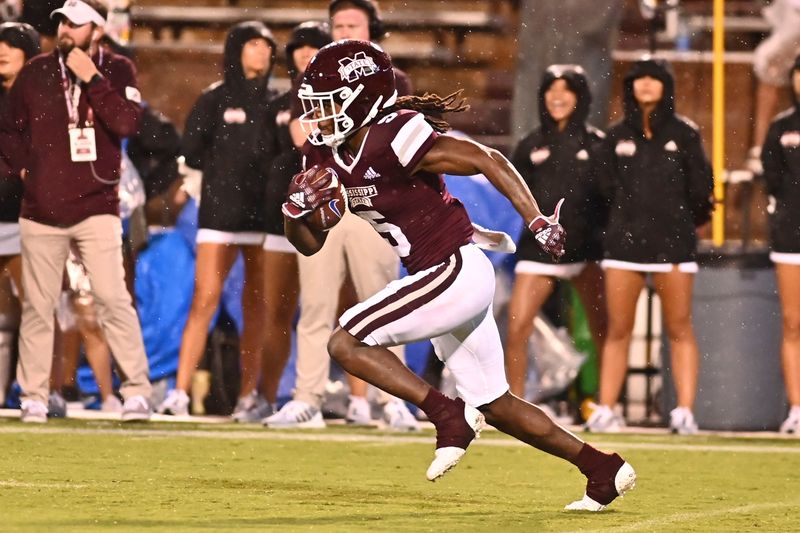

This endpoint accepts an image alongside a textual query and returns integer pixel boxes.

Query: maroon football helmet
[298,39,397,147]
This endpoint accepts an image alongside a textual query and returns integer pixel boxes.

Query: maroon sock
[575,444,625,505]
[419,388,474,449]
[574,443,611,476]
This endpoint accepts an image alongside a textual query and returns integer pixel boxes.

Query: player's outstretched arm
[415,134,566,259]
[415,135,543,222]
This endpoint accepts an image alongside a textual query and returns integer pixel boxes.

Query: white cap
[51,0,106,27]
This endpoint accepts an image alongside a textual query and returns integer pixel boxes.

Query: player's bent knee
[327,328,358,364]
[477,391,513,418]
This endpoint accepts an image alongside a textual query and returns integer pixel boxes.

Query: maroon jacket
[0,49,142,226]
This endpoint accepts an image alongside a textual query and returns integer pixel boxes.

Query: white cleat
[565,461,637,511]
[426,447,466,481]
[426,404,485,481]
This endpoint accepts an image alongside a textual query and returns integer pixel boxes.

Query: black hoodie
[761,55,800,253]
[261,22,332,235]
[603,58,713,264]
[181,21,278,233]
[512,65,609,264]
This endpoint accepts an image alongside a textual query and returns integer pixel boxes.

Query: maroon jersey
[303,110,474,273]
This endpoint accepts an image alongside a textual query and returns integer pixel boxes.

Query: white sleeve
[390,113,435,168]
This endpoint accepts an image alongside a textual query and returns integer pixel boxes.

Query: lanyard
[58,48,103,128]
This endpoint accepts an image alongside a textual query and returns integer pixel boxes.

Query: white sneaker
[565,461,637,511]
[157,389,190,416]
[780,406,800,434]
[426,403,485,481]
[232,391,275,423]
[20,399,48,423]
[346,396,373,425]
[121,395,152,422]
[669,407,699,435]
[382,399,420,431]
[262,400,326,429]
[584,404,624,433]
[101,395,124,413]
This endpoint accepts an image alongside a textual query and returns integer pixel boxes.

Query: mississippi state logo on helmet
[298,39,397,147]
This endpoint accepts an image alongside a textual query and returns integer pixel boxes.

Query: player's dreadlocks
[385,90,470,133]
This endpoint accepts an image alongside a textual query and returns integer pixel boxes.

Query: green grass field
[1,419,799,532]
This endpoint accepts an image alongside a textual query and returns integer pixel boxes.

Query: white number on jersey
[359,209,411,257]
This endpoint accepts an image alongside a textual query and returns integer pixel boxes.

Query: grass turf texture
[0,419,799,532]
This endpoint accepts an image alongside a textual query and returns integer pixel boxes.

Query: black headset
[329,0,386,41]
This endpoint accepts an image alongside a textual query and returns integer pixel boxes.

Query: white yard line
[0,425,799,454]
[571,500,799,533]
[0,480,87,490]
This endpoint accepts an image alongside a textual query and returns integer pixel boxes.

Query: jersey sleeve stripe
[391,114,435,167]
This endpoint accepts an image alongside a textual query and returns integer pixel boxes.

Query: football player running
[283,40,635,511]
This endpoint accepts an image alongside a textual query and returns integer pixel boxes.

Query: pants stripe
[343,251,463,341]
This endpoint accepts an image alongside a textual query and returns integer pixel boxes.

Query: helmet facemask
[299,82,396,148]
[299,83,361,147]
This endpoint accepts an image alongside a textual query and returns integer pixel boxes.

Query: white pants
[339,244,509,407]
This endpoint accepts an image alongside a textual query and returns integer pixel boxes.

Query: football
[307,166,347,232]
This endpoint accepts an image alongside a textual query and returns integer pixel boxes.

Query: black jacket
[513,65,609,264]
[182,22,277,232]
[603,59,713,264]
[761,58,800,253]
[261,89,302,235]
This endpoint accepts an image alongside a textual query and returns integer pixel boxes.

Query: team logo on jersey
[364,166,381,180]
[615,140,636,157]
[346,185,378,207]
[780,131,800,148]
[576,149,589,161]
[223,108,247,124]
[338,51,378,82]
[529,147,550,165]
[664,140,678,152]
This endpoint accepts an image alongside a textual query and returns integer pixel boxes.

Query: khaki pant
[18,215,151,405]
[295,212,404,408]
